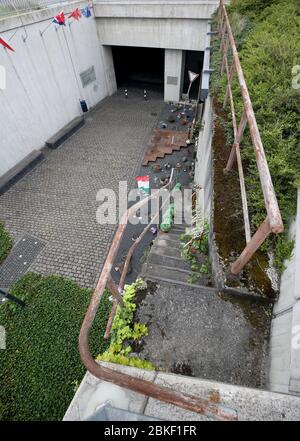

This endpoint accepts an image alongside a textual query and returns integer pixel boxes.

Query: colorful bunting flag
[0,37,14,52]
[69,8,82,21]
[52,11,66,26]
[81,6,91,18]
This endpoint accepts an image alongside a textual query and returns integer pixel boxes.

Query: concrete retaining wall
[0,1,117,177]
[268,189,300,395]
[194,96,213,223]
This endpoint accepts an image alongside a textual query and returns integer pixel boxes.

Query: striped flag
[135,176,150,194]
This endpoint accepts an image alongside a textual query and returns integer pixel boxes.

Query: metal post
[225,109,247,171]
[223,62,235,109]
[230,218,272,274]
[221,35,229,74]
[106,274,124,307]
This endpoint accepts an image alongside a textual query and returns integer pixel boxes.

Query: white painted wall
[164,49,184,102]
[0,2,117,177]
[194,96,213,223]
[268,189,300,396]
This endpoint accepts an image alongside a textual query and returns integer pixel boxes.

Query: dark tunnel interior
[112,46,165,91]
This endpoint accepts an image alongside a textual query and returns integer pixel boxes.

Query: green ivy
[0,273,111,421]
[0,220,12,264]
[97,279,155,371]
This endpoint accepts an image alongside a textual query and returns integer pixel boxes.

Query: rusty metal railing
[79,169,237,420]
[217,0,283,274]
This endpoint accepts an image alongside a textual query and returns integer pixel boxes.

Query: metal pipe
[221,36,251,243]
[231,218,272,274]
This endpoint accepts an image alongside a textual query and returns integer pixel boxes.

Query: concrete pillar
[164,49,184,102]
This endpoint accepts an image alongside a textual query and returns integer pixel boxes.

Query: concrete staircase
[141,224,210,288]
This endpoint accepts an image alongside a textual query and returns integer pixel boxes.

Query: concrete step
[148,245,182,259]
[46,116,85,149]
[154,237,184,251]
[170,225,191,234]
[159,231,183,241]
[157,234,181,245]
[142,263,208,288]
[148,252,191,271]
[0,150,44,195]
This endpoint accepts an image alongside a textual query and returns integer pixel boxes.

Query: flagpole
[39,21,52,37]
[62,26,82,99]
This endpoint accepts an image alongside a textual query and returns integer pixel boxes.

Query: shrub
[211,0,300,271]
[0,273,111,421]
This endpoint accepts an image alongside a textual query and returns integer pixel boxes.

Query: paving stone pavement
[0,89,164,288]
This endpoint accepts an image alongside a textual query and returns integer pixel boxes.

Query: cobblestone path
[0,89,164,287]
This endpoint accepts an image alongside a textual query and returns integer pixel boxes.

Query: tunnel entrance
[182,51,204,100]
[112,46,164,91]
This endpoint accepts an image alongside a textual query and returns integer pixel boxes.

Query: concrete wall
[94,1,223,51]
[268,189,300,396]
[164,49,184,102]
[0,1,117,177]
[194,96,213,223]
[96,17,209,51]
[94,0,221,20]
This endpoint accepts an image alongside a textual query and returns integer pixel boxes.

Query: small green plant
[0,220,12,264]
[180,222,211,282]
[274,235,295,274]
[97,279,155,370]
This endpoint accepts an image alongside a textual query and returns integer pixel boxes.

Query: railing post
[106,274,124,307]
[223,62,235,109]
[217,3,224,35]
[225,109,247,172]
[221,35,229,75]
[230,218,272,275]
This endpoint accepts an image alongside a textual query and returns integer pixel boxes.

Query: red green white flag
[135,175,150,194]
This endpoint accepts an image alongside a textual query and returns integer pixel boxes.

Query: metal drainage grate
[0,234,45,289]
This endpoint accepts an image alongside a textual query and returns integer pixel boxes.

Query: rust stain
[208,389,221,404]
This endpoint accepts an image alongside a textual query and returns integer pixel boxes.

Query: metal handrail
[218,0,284,274]
[79,169,237,420]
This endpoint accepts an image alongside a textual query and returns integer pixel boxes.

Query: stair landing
[135,280,272,388]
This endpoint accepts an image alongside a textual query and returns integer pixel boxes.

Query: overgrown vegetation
[0,273,111,421]
[180,221,211,282]
[0,221,12,265]
[211,0,300,272]
[97,279,155,370]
